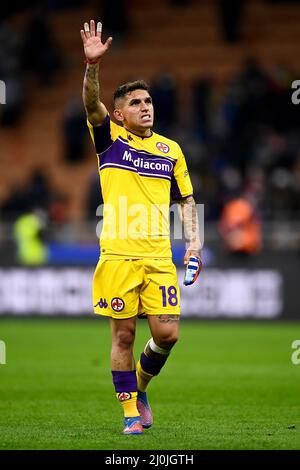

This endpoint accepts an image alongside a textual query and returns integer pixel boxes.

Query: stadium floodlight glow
[0,340,6,365]
[0,80,6,105]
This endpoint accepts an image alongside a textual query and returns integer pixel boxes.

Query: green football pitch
[0,318,299,450]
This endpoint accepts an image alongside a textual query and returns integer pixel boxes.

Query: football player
[81,20,202,435]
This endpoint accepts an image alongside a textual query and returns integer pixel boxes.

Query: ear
[113,108,124,123]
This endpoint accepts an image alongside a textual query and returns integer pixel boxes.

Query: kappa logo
[94,298,108,309]
[111,297,125,312]
[118,392,131,401]
[156,142,170,153]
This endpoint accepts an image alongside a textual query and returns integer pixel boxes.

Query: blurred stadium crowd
[1,0,300,261]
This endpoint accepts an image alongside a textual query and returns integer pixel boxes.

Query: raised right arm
[80,20,112,126]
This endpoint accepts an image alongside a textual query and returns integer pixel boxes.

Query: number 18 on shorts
[93,258,180,319]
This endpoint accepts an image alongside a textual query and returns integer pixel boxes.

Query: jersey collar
[125,127,153,140]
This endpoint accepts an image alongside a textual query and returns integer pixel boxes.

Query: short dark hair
[113,80,150,106]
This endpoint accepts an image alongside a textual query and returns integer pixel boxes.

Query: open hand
[80,20,112,63]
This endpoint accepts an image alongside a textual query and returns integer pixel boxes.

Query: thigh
[147,314,180,348]
[93,259,143,319]
[139,259,180,316]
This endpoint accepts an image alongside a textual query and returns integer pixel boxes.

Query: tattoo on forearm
[180,196,200,250]
[83,64,100,112]
[158,315,180,323]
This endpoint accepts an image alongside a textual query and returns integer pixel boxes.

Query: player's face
[114,89,154,135]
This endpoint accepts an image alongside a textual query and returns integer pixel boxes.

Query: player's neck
[125,126,152,138]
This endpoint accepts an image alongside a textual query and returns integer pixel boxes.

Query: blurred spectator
[13,209,49,265]
[1,169,52,221]
[0,21,26,126]
[220,58,267,171]
[86,171,103,220]
[150,72,177,133]
[219,197,262,255]
[0,75,26,126]
[62,95,88,164]
[292,157,300,212]
[26,170,52,210]
[47,0,84,10]
[169,0,189,5]
[98,0,128,45]
[1,190,28,221]
[0,21,21,68]
[49,193,71,225]
[217,0,245,43]
[192,77,212,140]
[21,6,61,86]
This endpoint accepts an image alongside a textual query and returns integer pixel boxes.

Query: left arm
[179,195,201,264]
[179,195,202,286]
[171,147,201,282]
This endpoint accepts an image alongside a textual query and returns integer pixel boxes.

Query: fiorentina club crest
[118,392,131,401]
[111,297,125,312]
[156,142,170,153]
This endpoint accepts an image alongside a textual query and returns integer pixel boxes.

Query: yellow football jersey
[87,115,193,259]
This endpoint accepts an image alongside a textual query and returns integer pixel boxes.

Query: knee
[154,330,179,350]
[114,328,135,350]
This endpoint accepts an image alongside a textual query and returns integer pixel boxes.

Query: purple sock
[112,370,137,392]
[140,351,168,376]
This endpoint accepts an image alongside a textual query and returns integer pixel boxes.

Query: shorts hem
[94,310,180,318]
[94,310,138,319]
[142,310,180,316]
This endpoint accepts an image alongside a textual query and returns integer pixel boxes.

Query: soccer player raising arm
[81,20,112,126]
[80,19,201,436]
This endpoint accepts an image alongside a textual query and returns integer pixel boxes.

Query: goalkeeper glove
[183,256,202,286]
